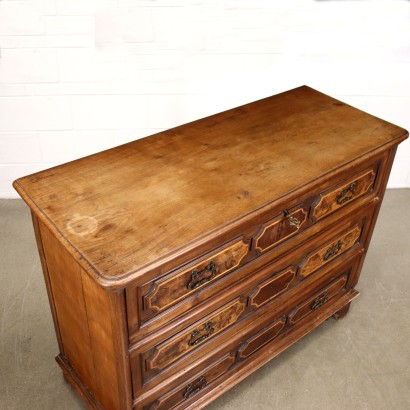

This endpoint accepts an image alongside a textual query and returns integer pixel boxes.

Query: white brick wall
[1,0,409,198]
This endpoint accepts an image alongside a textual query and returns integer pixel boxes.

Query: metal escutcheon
[284,209,301,229]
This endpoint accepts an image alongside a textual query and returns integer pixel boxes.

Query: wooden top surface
[14,86,408,287]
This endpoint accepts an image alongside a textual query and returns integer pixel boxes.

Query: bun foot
[332,302,351,320]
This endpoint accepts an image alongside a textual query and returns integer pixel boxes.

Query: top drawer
[140,239,249,317]
[254,160,379,253]
[126,154,385,336]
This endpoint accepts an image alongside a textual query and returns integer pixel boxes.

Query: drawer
[136,260,359,409]
[298,224,361,278]
[289,275,348,324]
[254,159,380,254]
[141,297,247,380]
[135,238,249,322]
[141,352,236,410]
[239,275,350,362]
[311,164,378,222]
[136,207,368,339]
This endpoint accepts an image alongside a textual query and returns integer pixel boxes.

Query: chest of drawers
[14,86,408,409]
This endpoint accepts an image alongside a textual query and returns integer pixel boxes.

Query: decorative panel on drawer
[298,224,362,278]
[311,165,378,221]
[142,297,247,379]
[140,238,249,320]
[254,204,310,253]
[13,86,408,409]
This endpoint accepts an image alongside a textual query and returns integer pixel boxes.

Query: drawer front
[289,275,348,324]
[248,267,297,309]
[312,166,377,221]
[140,239,248,319]
[129,211,362,339]
[143,352,236,410]
[142,298,247,378]
[137,263,357,409]
[298,225,361,278]
[240,273,352,363]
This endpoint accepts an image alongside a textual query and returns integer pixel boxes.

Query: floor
[1,189,410,410]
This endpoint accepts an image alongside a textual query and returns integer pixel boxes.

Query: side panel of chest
[34,218,132,410]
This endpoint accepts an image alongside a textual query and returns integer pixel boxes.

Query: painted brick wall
[1,0,409,198]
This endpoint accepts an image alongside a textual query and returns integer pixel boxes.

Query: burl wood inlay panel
[248,268,297,309]
[312,168,377,221]
[143,298,246,377]
[143,240,249,314]
[299,225,362,278]
[255,207,309,253]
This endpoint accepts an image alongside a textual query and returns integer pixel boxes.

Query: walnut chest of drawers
[14,86,408,410]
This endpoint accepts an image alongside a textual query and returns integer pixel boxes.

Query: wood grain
[135,263,359,409]
[130,243,369,395]
[13,86,408,287]
[299,225,362,278]
[39,221,131,409]
[40,222,98,395]
[312,167,377,220]
[143,298,246,376]
[184,289,360,410]
[143,239,248,315]
[289,275,348,324]
[145,353,236,410]
[127,189,379,341]
[31,212,64,353]
[238,318,287,359]
[248,268,296,309]
[254,207,309,253]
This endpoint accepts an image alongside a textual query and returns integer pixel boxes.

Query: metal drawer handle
[184,376,207,399]
[189,321,214,346]
[310,291,329,310]
[187,261,217,290]
[323,240,342,261]
[284,209,301,229]
[337,182,357,205]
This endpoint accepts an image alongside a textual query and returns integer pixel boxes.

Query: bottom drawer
[289,275,348,324]
[142,352,236,410]
[136,257,360,410]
